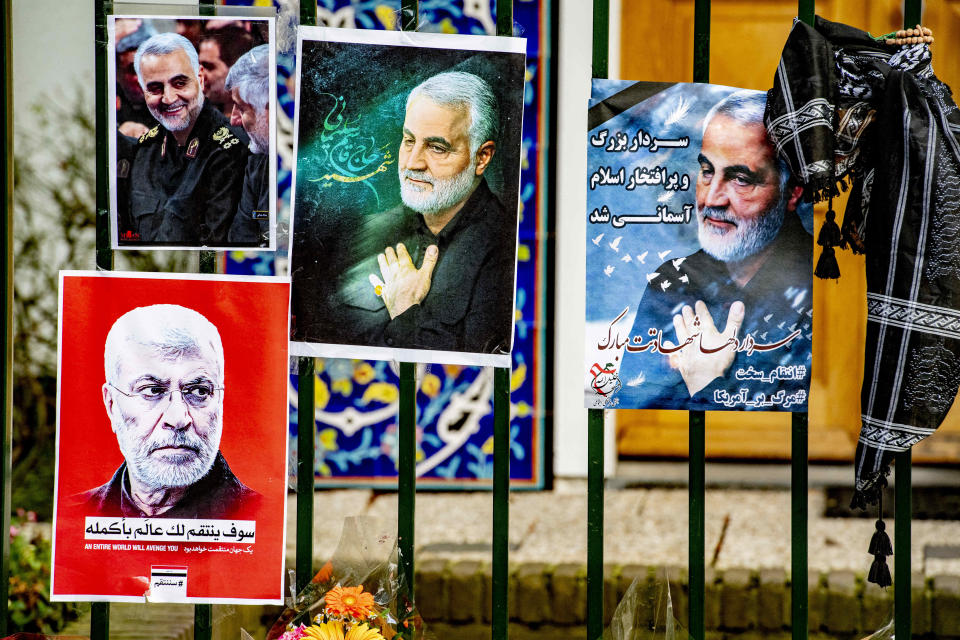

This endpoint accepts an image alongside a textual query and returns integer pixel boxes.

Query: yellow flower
[302,621,345,640]
[353,362,375,384]
[325,585,377,620]
[344,623,386,640]
[319,428,339,452]
[331,378,353,397]
[421,373,441,398]
[359,382,398,406]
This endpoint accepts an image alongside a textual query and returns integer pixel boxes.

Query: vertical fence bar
[92,0,112,635]
[791,413,808,640]
[396,0,418,617]
[689,2,710,639]
[895,452,911,639]
[492,3,514,636]
[586,410,605,639]
[492,367,510,639]
[95,0,112,273]
[296,0,318,601]
[895,5,918,637]
[297,357,315,593]
[688,412,705,640]
[1,0,13,633]
[193,4,217,635]
[797,0,814,27]
[397,362,416,608]
[790,9,813,640]
[588,1,608,637]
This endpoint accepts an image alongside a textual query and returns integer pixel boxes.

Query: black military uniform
[123,101,249,246]
[307,179,516,355]
[227,152,270,247]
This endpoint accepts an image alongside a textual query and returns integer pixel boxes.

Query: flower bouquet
[267,517,432,640]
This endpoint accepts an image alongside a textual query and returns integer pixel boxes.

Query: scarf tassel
[866,488,893,588]
[814,206,844,280]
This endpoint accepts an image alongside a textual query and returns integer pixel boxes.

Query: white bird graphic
[604,265,615,277]
[672,257,686,270]
[657,191,676,203]
[621,254,632,263]
[646,272,660,283]
[664,96,692,126]
[679,274,689,283]
[660,281,672,291]
[592,233,605,246]
[637,251,648,264]
[658,249,671,260]
[626,372,646,387]
[608,236,623,252]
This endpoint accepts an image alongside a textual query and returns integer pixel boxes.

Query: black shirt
[227,152,270,247]
[74,452,261,520]
[124,101,249,247]
[615,213,813,410]
[330,179,516,354]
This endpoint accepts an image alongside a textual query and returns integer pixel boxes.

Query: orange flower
[313,560,334,584]
[325,585,377,620]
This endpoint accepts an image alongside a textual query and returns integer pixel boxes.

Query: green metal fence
[0,0,923,638]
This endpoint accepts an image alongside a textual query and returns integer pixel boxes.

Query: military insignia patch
[138,125,159,144]
[212,126,240,149]
[186,138,199,158]
[118,159,129,179]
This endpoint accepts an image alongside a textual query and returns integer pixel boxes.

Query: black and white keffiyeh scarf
[765,16,960,506]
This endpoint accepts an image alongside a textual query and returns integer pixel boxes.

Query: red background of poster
[52,273,290,602]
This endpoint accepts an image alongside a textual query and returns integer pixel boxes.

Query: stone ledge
[409,562,954,638]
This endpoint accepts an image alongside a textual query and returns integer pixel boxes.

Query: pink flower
[9,525,20,538]
[279,624,308,640]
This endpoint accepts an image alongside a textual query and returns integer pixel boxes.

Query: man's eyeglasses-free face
[108,382,223,410]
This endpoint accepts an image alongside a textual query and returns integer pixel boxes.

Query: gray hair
[406,71,499,154]
[104,305,224,386]
[703,90,791,190]
[224,44,270,114]
[134,33,200,90]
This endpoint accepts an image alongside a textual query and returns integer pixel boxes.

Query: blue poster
[585,81,813,412]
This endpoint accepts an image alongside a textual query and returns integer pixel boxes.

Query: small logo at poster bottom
[149,565,187,601]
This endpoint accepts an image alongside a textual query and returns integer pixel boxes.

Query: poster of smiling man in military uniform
[107,15,277,250]
[289,27,526,367]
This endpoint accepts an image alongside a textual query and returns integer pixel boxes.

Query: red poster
[51,271,290,604]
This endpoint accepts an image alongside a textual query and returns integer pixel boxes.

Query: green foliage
[7,513,79,633]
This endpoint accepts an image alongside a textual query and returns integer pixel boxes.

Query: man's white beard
[116,414,221,491]
[399,156,478,215]
[248,119,269,154]
[696,193,786,262]
[149,90,204,134]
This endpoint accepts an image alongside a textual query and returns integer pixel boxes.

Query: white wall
[552,0,617,478]
[13,0,94,121]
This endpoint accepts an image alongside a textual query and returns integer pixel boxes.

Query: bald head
[104,304,224,387]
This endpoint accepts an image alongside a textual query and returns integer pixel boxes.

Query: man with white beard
[332,71,516,354]
[616,91,812,408]
[123,33,248,247]
[224,44,271,246]
[76,305,259,518]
